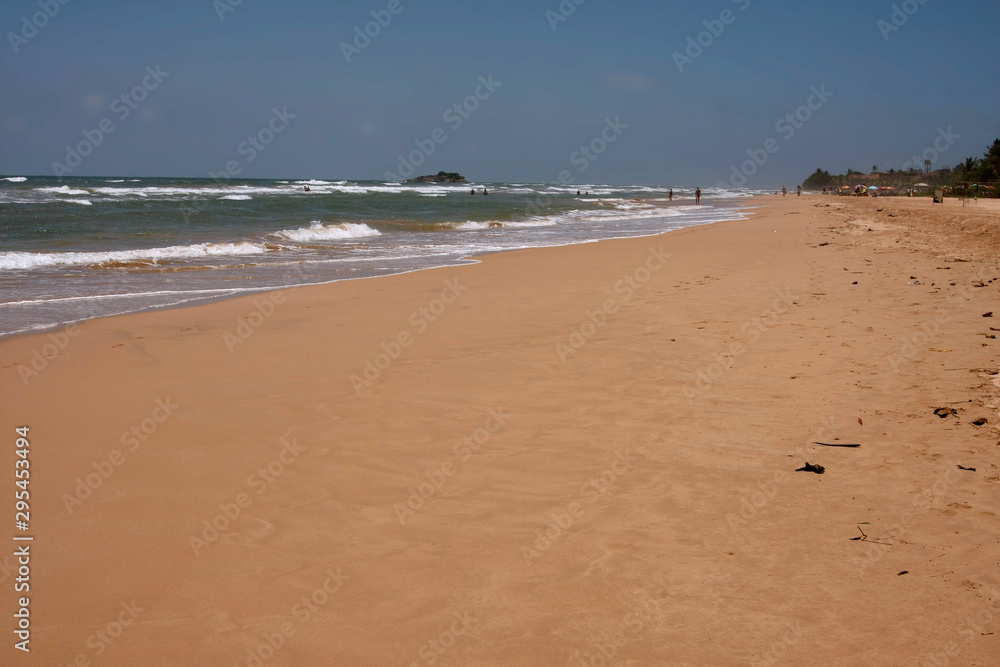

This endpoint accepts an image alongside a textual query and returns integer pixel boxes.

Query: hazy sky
[1,0,997,186]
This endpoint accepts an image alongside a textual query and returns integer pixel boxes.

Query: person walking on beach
[695,187,701,204]
[782,186,787,196]
[797,185,802,196]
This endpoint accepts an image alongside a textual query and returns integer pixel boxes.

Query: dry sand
[1,195,998,666]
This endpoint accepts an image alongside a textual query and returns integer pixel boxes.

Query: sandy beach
[2,194,998,666]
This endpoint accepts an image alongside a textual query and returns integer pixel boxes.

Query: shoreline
[0,197,750,341]
[2,194,998,664]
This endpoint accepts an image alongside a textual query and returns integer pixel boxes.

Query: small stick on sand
[850,525,893,545]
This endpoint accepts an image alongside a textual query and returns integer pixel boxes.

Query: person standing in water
[668,189,673,201]
[695,187,701,204]
[482,188,488,195]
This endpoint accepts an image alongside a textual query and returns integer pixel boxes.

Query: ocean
[0,176,759,337]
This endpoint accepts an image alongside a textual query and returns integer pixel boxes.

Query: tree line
[803,138,1000,190]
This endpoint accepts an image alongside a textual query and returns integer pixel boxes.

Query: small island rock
[406,171,468,184]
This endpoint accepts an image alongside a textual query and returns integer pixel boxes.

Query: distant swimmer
[585,191,589,196]
[471,188,475,195]
[577,190,581,196]
[489,222,502,228]
[482,188,488,195]
[668,189,673,201]
[695,187,701,204]
[304,186,310,192]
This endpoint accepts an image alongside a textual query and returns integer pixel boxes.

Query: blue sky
[1,0,997,186]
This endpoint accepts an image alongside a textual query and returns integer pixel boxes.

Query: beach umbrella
[913,182,929,187]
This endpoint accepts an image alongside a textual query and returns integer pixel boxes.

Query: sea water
[0,176,760,337]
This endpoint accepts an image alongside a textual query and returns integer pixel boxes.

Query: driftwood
[849,526,892,545]
[813,442,860,448]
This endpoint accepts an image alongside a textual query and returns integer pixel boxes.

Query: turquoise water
[0,176,758,337]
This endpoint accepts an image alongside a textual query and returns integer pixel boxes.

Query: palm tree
[981,139,1000,182]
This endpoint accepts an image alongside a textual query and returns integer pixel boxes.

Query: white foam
[320,183,464,196]
[90,186,278,198]
[451,205,683,231]
[0,242,270,271]
[106,179,125,183]
[37,185,88,195]
[540,207,681,225]
[272,221,381,242]
[91,188,147,197]
[701,187,760,199]
[610,201,656,210]
[454,219,557,230]
[25,180,528,202]
[3,177,27,182]
[60,199,93,205]
[455,221,493,230]
[219,194,253,200]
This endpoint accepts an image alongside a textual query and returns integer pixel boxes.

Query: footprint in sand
[202,607,243,634]
[221,516,276,546]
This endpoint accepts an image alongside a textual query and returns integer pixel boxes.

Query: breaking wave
[36,185,88,195]
[271,221,381,242]
[0,242,270,271]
